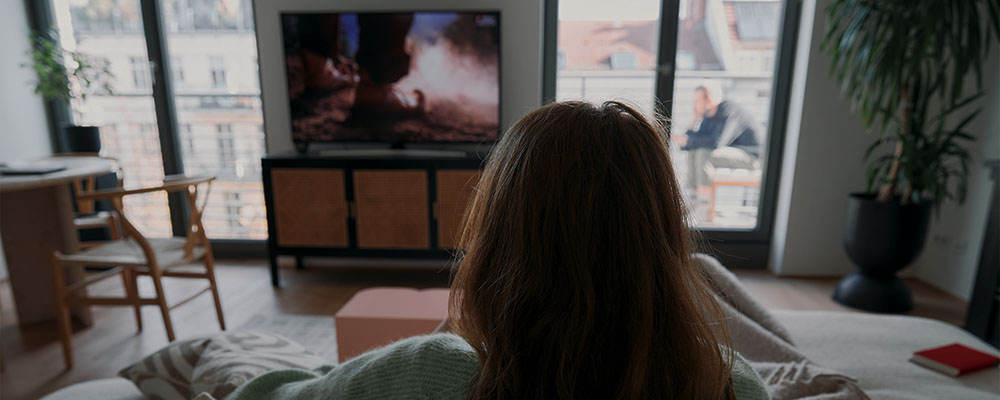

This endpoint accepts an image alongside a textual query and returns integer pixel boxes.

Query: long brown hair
[450,101,734,400]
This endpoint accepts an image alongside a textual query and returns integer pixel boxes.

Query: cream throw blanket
[694,254,871,400]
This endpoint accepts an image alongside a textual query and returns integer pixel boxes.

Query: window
[732,2,781,41]
[48,0,266,240]
[555,0,662,115]
[130,56,151,90]
[182,124,194,153]
[216,124,235,166]
[167,0,266,239]
[172,56,185,85]
[609,52,638,70]
[668,0,786,229]
[549,0,800,265]
[677,51,697,70]
[210,56,227,89]
[223,192,241,229]
[54,0,170,237]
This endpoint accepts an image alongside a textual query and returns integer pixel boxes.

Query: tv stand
[317,148,468,158]
[262,152,485,287]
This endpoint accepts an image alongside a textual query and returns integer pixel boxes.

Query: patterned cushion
[119,338,208,400]
[119,331,326,400]
[191,331,326,399]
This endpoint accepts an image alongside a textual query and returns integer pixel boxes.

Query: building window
[138,124,157,152]
[216,124,235,166]
[557,50,567,70]
[181,124,194,154]
[130,56,151,89]
[732,2,782,42]
[172,56,185,84]
[210,56,227,88]
[224,192,241,228]
[609,52,638,70]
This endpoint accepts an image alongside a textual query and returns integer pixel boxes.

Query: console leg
[269,253,280,287]
[295,255,305,270]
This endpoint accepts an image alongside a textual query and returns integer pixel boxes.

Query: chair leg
[121,268,142,332]
[149,269,176,342]
[50,253,74,369]
[203,252,226,331]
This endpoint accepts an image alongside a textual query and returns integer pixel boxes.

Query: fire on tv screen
[280,11,500,143]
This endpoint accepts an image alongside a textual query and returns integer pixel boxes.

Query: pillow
[119,331,326,400]
[190,331,326,399]
[119,338,209,400]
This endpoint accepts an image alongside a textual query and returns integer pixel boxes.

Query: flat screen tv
[280,11,500,145]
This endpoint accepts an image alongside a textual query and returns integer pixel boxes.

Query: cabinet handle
[432,202,438,220]
[348,201,357,219]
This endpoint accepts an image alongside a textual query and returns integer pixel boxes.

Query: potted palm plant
[26,30,113,153]
[823,0,1000,312]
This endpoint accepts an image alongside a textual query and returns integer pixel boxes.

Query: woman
[229,101,768,400]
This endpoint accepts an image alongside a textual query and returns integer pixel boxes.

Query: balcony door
[546,0,801,267]
[42,0,266,241]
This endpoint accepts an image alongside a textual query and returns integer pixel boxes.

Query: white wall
[254,0,544,153]
[912,46,1000,300]
[0,0,53,163]
[771,0,1000,302]
[769,0,871,277]
[0,0,55,280]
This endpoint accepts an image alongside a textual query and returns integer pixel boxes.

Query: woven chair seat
[57,237,205,268]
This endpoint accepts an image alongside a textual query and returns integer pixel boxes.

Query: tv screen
[280,11,500,144]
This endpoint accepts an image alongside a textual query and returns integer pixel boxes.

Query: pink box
[334,287,450,363]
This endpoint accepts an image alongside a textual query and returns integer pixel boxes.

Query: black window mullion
[542,0,558,103]
[654,0,681,127]
[139,0,188,237]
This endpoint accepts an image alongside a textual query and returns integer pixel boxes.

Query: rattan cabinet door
[436,170,481,249]
[353,170,430,249]
[271,168,349,247]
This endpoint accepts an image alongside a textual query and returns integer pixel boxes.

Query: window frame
[28,0,287,254]
[543,0,802,268]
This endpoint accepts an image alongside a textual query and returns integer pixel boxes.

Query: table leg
[0,185,92,326]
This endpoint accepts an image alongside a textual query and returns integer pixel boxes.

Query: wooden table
[1,157,116,326]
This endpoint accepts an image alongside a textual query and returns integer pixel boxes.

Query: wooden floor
[0,260,967,400]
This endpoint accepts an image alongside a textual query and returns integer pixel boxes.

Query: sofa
[41,309,999,400]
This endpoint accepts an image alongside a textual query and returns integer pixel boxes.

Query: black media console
[262,152,485,287]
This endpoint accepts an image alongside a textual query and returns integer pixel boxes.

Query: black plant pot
[64,125,102,153]
[833,193,932,313]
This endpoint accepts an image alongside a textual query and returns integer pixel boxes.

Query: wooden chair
[53,153,125,248]
[50,175,226,368]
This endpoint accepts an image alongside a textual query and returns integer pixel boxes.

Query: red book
[910,343,1000,376]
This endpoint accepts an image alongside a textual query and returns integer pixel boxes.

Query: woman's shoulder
[728,350,770,400]
[373,333,479,367]
[334,333,479,398]
[227,334,479,400]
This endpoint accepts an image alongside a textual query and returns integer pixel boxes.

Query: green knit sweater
[227,333,769,400]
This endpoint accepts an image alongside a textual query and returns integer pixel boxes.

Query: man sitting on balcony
[672,80,763,202]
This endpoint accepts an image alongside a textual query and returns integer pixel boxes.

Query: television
[280,11,500,146]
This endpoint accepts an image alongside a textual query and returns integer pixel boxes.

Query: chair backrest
[84,175,216,270]
[52,153,125,215]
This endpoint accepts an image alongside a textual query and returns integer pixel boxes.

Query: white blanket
[695,254,870,400]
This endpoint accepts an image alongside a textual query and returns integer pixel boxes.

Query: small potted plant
[25,30,113,153]
[822,0,999,312]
